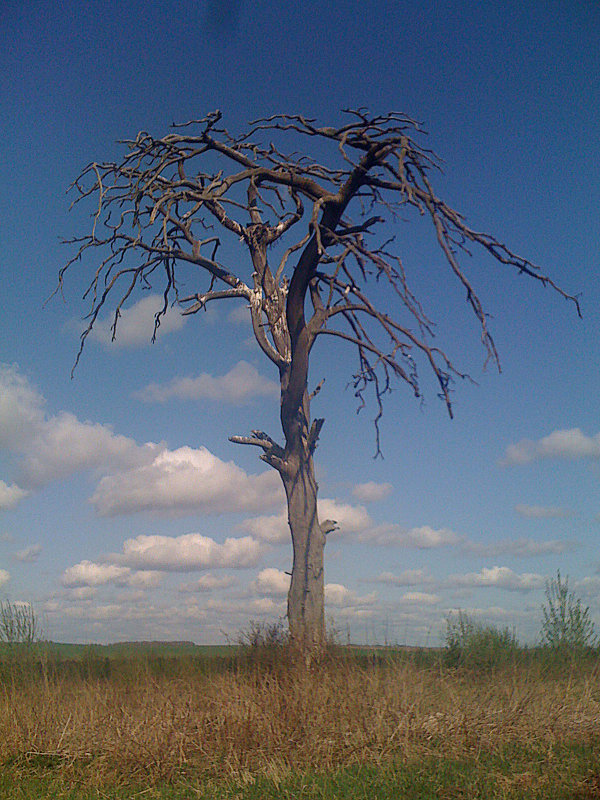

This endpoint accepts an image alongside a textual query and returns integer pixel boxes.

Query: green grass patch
[3,741,600,799]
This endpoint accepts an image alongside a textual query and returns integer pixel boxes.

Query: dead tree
[59,110,580,653]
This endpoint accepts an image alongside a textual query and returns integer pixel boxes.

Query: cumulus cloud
[376,569,433,586]
[464,537,571,557]
[61,560,162,589]
[0,363,159,488]
[399,591,441,605]
[0,480,28,511]
[13,543,42,563]
[319,498,372,534]
[514,504,570,519]
[62,561,130,587]
[240,504,461,552]
[135,361,279,405]
[352,481,393,502]
[448,566,544,592]
[503,428,600,466]
[90,446,283,517]
[179,574,236,593]
[116,532,263,572]
[249,570,377,609]
[2,365,284,518]
[90,294,186,347]
[238,509,288,543]
[325,583,377,608]
[358,524,461,548]
[25,414,159,488]
[252,568,290,596]
[239,498,372,544]
[0,569,9,588]
[66,586,98,601]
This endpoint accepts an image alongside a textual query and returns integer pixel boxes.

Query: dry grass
[2,651,600,787]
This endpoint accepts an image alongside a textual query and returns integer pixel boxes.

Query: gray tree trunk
[282,450,326,650]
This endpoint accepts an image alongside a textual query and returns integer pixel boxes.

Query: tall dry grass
[1,650,600,785]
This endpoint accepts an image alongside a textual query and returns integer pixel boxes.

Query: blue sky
[0,0,599,645]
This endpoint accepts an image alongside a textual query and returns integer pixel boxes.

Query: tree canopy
[61,109,580,651]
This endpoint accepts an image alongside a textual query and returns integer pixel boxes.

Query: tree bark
[282,447,326,651]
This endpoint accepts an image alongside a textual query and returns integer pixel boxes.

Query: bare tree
[59,110,579,653]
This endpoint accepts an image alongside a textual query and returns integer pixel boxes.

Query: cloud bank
[91,446,283,516]
[0,480,28,511]
[0,364,283,518]
[90,294,186,347]
[135,361,279,404]
[448,566,544,592]
[117,532,263,572]
[504,428,600,465]
[352,481,393,502]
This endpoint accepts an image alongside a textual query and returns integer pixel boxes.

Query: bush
[238,618,289,649]
[540,571,596,651]
[444,610,518,669]
[0,600,41,645]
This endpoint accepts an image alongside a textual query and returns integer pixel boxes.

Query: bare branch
[60,107,579,452]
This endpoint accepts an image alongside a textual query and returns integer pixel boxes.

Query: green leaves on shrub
[444,610,518,669]
[540,571,596,651]
[0,600,40,645]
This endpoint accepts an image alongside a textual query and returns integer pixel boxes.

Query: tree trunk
[282,450,326,652]
[277,361,328,652]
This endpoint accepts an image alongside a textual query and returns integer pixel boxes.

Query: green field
[1,642,600,798]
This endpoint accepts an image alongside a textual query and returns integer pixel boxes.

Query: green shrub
[0,600,41,645]
[444,610,518,669]
[540,570,596,652]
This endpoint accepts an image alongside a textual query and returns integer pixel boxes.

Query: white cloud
[359,524,461,548]
[239,498,371,544]
[0,365,284,519]
[319,498,372,534]
[66,587,98,601]
[376,569,433,586]
[0,364,44,449]
[248,573,378,609]
[0,480,28,511]
[252,568,290,596]
[117,532,263,572]
[90,294,186,347]
[135,361,279,404]
[61,561,161,588]
[240,505,460,551]
[503,428,600,466]
[0,363,159,488]
[325,583,377,608]
[448,566,544,592]
[514,504,570,519]
[90,446,283,516]
[238,509,288,543]
[399,591,441,605]
[180,574,236,593]
[125,571,163,588]
[464,537,571,557]
[352,481,393,503]
[0,569,9,588]
[13,544,42,563]
[24,413,159,487]
[246,597,286,616]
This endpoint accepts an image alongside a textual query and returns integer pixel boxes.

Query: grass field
[1,641,600,798]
